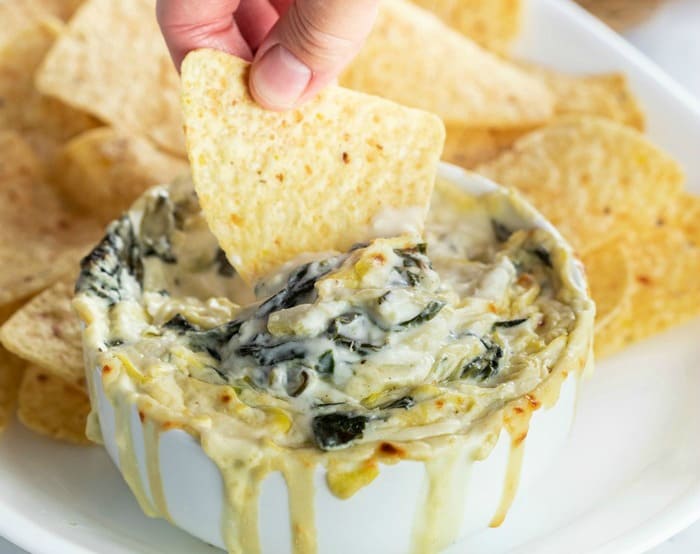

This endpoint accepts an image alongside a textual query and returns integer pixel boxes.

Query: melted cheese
[75,178,595,554]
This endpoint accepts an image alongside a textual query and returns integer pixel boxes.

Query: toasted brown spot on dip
[102,365,112,374]
[525,394,541,409]
[378,442,406,457]
[342,152,350,164]
[138,410,145,423]
[513,431,528,445]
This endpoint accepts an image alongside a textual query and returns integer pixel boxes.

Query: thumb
[250,0,379,110]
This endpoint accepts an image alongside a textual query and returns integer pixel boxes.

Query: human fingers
[156,0,252,69]
[249,0,379,110]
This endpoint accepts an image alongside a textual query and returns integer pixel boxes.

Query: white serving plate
[1,0,700,552]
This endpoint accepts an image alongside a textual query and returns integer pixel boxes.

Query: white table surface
[1,0,699,552]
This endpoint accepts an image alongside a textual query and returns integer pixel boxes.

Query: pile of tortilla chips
[0,0,698,446]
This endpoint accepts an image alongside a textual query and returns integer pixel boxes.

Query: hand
[157,0,379,110]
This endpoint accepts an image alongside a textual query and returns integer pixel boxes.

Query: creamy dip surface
[74,177,594,554]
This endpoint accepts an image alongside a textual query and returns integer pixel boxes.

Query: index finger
[156,0,251,69]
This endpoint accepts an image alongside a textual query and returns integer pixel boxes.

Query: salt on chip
[595,221,700,358]
[0,12,97,150]
[518,63,645,130]
[340,0,553,128]
[181,49,445,283]
[53,127,189,223]
[0,131,102,305]
[581,240,632,332]
[0,279,86,390]
[411,0,521,53]
[476,117,684,253]
[17,366,91,445]
[36,0,184,155]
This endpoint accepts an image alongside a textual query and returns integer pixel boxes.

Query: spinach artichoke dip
[74,176,594,554]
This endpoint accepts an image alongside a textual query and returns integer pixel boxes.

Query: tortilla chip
[443,125,530,169]
[36,0,184,155]
[17,366,91,445]
[582,240,632,332]
[519,63,645,130]
[340,0,553,128]
[661,192,700,234]
[182,49,445,283]
[476,117,685,253]
[410,0,521,53]
[0,279,85,389]
[0,14,97,147]
[1,0,83,23]
[37,0,85,20]
[0,347,26,433]
[53,127,189,223]
[0,131,102,305]
[0,300,25,326]
[595,221,700,358]
[0,130,43,181]
[576,0,664,32]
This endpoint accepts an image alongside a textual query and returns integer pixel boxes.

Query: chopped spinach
[312,413,368,450]
[237,336,308,366]
[186,319,244,362]
[394,301,445,329]
[532,246,553,268]
[327,312,385,354]
[392,244,431,287]
[214,248,236,277]
[316,350,335,374]
[491,219,513,242]
[460,337,503,380]
[76,215,143,305]
[493,317,528,329]
[256,256,345,317]
[164,313,201,332]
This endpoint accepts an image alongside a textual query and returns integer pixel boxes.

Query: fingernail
[251,44,311,109]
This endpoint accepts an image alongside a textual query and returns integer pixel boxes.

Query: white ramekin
[91,163,591,554]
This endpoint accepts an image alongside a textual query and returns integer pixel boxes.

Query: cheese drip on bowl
[74,176,594,554]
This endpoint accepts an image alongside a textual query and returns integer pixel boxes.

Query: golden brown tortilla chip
[37,0,85,20]
[0,13,97,148]
[0,279,86,389]
[519,63,645,130]
[0,347,26,433]
[17,366,91,445]
[36,0,184,155]
[582,240,632,332]
[443,125,530,169]
[411,0,521,53]
[575,0,664,32]
[476,117,684,253]
[53,127,189,223]
[0,131,102,304]
[341,0,553,128]
[595,220,700,358]
[182,49,445,283]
